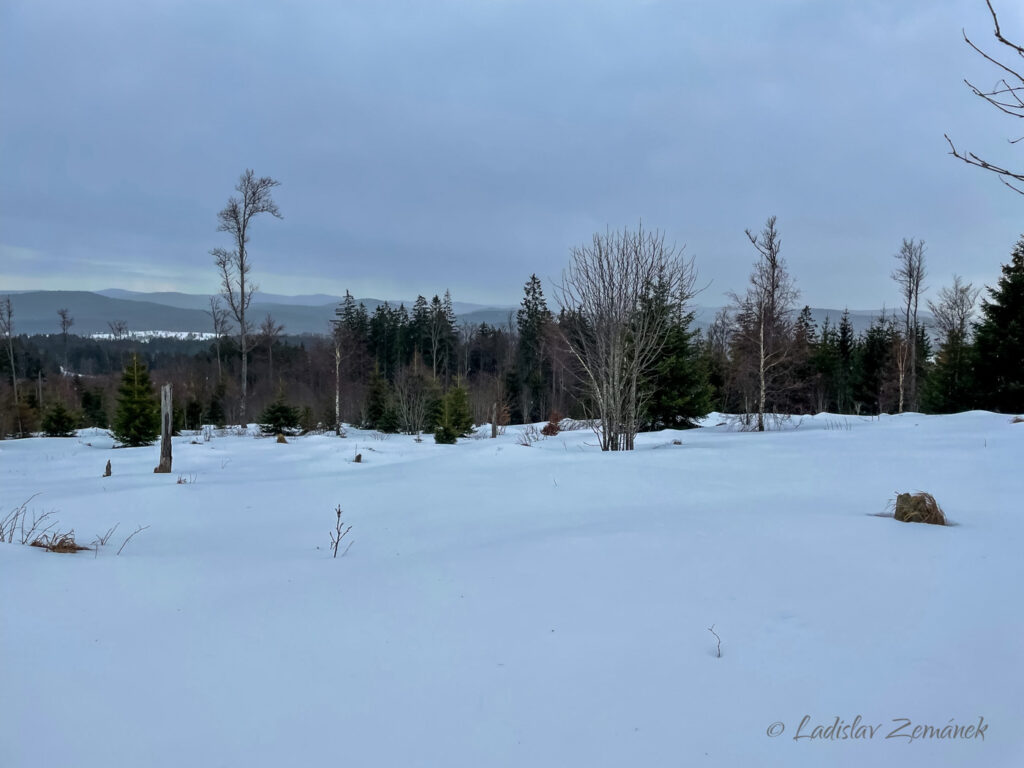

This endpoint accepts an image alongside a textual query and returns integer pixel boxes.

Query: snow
[88,330,218,341]
[1,413,1021,767]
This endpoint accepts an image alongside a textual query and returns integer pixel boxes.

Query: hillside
[2,290,917,338]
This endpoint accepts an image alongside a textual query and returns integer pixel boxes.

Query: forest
[1,223,1021,444]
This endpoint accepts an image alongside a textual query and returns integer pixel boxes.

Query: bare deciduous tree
[892,238,927,412]
[1,297,22,435]
[946,1,1024,193]
[258,312,285,384]
[206,295,231,383]
[556,224,699,451]
[928,274,981,341]
[107,319,128,340]
[211,169,282,423]
[729,217,799,432]
[394,366,431,439]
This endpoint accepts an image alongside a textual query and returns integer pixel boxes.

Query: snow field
[1,412,1021,767]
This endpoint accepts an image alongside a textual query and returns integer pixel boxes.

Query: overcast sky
[2,0,1023,310]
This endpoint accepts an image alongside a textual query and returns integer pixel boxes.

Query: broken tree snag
[154,383,173,473]
[103,459,112,477]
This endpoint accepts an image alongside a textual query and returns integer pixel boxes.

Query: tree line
[1,219,1021,446]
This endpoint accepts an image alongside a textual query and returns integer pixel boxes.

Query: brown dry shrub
[541,411,562,437]
[893,492,946,526]
[276,433,288,444]
[30,530,90,553]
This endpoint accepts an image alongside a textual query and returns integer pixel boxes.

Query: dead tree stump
[154,383,173,473]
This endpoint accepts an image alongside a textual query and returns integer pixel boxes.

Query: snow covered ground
[1,413,1021,767]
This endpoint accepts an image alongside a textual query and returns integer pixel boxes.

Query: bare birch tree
[946,1,1024,193]
[557,224,698,451]
[729,216,799,432]
[892,238,927,412]
[211,169,282,424]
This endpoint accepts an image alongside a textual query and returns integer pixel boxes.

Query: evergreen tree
[924,337,975,413]
[207,381,227,427]
[80,387,108,428]
[515,274,553,422]
[789,306,819,413]
[409,295,431,365]
[836,310,856,412]
[258,397,301,435]
[810,316,840,412]
[434,384,474,443]
[113,354,160,446]
[644,283,711,429]
[42,401,77,437]
[185,399,204,430]
[363,365,400,432]
[426,294,456,382]
[973,238,1024,412]
[854,316,896,415]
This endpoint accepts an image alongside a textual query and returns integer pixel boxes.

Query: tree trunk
[334,340,342,434]
[4,336,20,436]
[758,312,766,432]
[239,326,248,424]
[491,401,497,438]
[155,384,173,473]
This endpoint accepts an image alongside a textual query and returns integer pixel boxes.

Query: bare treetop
[946,1,1024,193]
[211,168,282,423]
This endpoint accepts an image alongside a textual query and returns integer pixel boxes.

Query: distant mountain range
[0,290,518,336]
[0,289,925,338]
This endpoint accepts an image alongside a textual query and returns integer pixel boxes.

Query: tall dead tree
[330,320,344,434]
[57,308,74,370]
[946,1,1024,193]
[892,238,927,412]
[154,384,172,474]
[557,224,698,451]
[0,297,21,436]
[729,217,799,431]
[211,169,282,424]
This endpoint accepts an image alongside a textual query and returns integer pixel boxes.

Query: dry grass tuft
[276,433,288,444]
[30,530,89,553]
[892,492,946,526]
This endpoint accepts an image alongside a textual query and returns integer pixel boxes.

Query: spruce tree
[363,365,399,431]
[42,401,77,437]
[434,384,474,443]
[113,354,160,446]
[258,397,301,435]
[645,295,712,430]
[973,238,1024,412]
[516,274,554,423]
[836,310,856,412]
[207,381,227,428]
